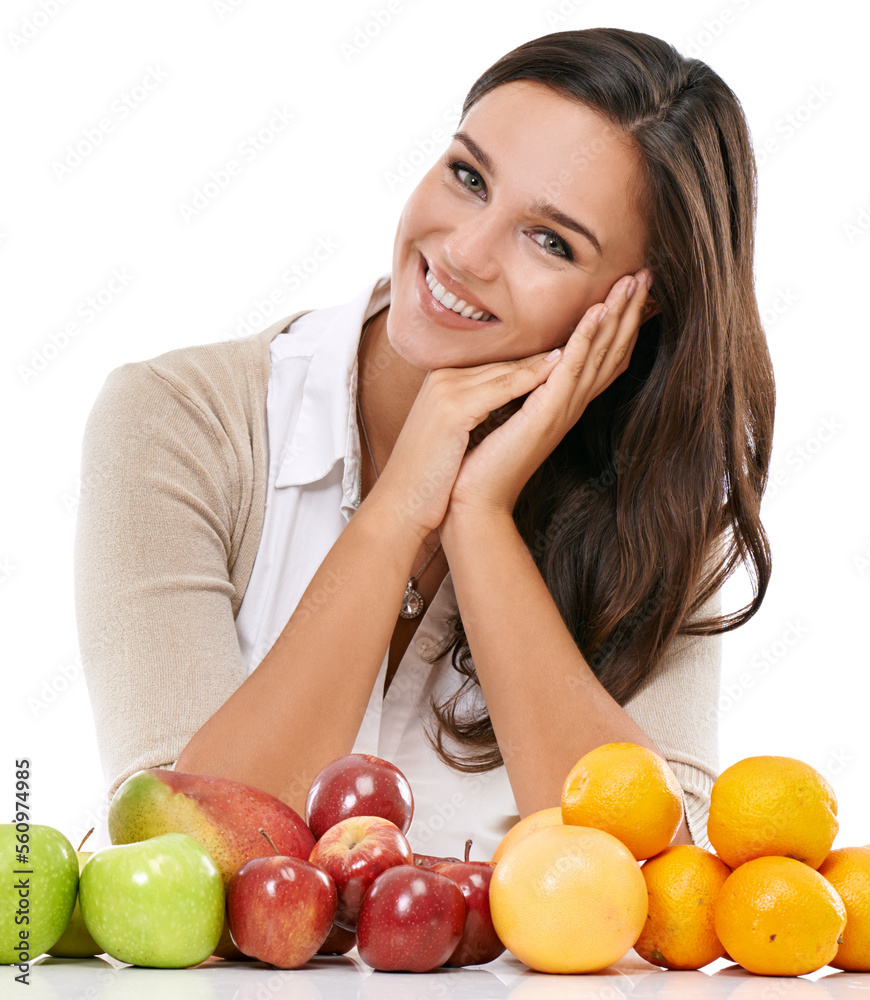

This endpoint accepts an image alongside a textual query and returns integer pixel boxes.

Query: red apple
[309,815,414,931]
[306,753,413,839]
[227,829,337,969]
[317,922,356,955]
[432,839,505,966]
[413,852,461,869]
[356,864,466,972]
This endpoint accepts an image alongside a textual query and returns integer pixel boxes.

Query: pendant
[399,580,424,619]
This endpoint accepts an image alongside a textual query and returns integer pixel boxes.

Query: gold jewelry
[356,313,442,620]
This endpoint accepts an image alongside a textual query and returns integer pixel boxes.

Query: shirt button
[415,636,432,656]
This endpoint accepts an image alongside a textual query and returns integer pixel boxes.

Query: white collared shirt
[234,273,522,860]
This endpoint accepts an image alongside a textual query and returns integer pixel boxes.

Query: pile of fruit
[489,744,869,976]
[2,744,868,977]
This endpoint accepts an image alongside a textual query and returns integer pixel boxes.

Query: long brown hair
[425,27,775,771]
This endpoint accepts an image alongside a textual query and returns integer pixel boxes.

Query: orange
[714,855,846,976]
[818,846,870,970]
[489,824,647,973]
[561,742,683,860]
[491,807,563,864]
[707,756,838,870]
[635,845,732,970]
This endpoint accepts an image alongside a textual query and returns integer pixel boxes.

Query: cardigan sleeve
[621,585,722,850]
[73,359,250,802]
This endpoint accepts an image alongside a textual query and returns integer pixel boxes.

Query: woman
[75,27,773,860]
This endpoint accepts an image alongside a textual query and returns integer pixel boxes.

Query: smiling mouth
[424,267,496,322]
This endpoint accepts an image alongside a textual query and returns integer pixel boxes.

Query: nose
[442,209,501,283]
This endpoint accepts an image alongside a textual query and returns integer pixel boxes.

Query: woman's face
[387,80,652,369]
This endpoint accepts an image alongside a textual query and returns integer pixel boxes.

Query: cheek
[530,289,597,345]
[547,270,624,338]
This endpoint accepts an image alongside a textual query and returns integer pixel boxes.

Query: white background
[2,0,868,853]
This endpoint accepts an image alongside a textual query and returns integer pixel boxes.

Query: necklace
[356,313,443,620]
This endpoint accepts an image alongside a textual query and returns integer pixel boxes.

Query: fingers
[429,348,559,402]
[428,349,560,433]
[473,350,562,418]
[447,348,558,383]
[558,268,652,399]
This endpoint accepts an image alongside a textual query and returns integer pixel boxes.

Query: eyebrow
[452,130,604,258]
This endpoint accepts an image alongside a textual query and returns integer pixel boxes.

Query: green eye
[531,231,571,258]
[450,161,485,196]
[459,168,480,191]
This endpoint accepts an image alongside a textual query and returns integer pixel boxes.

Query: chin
[385,317,486,372]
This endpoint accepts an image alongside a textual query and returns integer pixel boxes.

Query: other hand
[444,267,657,520]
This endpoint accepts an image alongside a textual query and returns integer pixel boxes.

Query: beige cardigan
[73,311,721,845]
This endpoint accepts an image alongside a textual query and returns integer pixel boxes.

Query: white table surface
[21,948,868,998]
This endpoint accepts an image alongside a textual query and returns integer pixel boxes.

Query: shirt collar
[274,272,391,503]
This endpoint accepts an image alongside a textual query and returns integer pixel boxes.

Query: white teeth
[425,267,493,321]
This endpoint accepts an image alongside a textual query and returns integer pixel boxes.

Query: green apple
[79,833,223,968]
[47,831,101,958]
[0,823,78,964]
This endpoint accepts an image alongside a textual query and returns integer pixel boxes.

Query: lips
[421,255,498,322]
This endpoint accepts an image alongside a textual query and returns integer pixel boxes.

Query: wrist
[441,499,516,545]
[359,476,433,547]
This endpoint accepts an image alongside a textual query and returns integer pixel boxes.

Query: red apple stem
[77,828,94,852]
[259,828,280,856]
[464,838,472,863]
